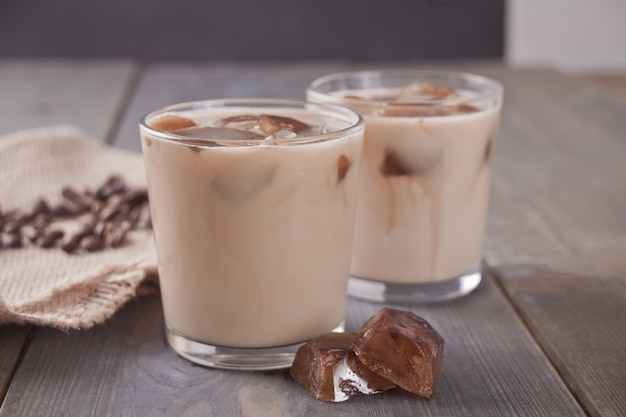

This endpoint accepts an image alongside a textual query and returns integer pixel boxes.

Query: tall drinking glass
[308,70,503,303]
[140,99,364,369]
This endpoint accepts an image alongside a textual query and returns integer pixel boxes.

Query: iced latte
[139,99,364,369]
[308,70,503,303]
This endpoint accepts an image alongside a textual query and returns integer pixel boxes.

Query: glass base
[166,320,345,371]
[348,270,481,304]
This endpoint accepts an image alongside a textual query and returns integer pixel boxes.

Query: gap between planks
[486,264,593,417]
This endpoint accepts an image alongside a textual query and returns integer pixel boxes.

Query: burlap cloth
[0,126,158,329]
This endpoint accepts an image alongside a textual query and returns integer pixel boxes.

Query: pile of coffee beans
[0,176,151,254]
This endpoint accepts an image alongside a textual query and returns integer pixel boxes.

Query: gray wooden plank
[452,66,626,417]
[579,74,626,106]
[0,272,585,417]
[0,59,138,141]
[460,65,626,278]
[0,327,29,404]
[111,61,349,152]
[500,271,626,417]
[113,61,625,416]
[0,59,138,411]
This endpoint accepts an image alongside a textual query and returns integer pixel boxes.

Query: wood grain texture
[0,327,29,403]
[109,61,626,416]
[580,74,626,106]
[452,65,626,278]
[0,273,585,417]
[499,272,626,417]
[0,59,138,411]
[0,59,137,141]
[453,65,626,417]
[111,61,350,152]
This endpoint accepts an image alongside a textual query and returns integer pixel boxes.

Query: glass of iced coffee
[139,99,364,370]
[308,70,503,303]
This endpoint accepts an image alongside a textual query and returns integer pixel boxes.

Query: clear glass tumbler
[139,99,364,369]
[308,70,503,303]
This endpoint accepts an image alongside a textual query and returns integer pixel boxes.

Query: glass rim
[139,98,364,146]
[307,69,504,108]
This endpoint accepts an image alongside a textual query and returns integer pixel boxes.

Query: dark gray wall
[0,0,504,61]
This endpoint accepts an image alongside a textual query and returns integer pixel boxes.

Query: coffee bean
[61,187,83,204]
[127,204,142,225]
[22,225,42,243]
[52,203,72,217]
[91,200,105,216]
[80,235,104,252]
[2,175,151,254]
[2,220,24,234]
[61,234,82,253]
[136,205,152,230]
[99,200,122,221]
[31,212,52,230]
[32,198,51,216]
[36,229,65,248]
[111,203,131,222]
[105,222,131,248]
[97,176,127,200]
[123,189,148,206]
[97,221,116,238]
[2,232,23,248]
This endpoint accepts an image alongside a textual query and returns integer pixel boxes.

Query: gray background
[0,0,504,61]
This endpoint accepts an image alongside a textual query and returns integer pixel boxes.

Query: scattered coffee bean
[61,234,83,254]
[96,175,127,200]
[111,203,131,223]
[22,225,42,243]
[35,229,65,248]
[31,212,51,230]
[105,222,131,248]
[98,203,119,222]
[2,219,23,234]
[1,175,152,254]
[2,232,23,248]
[31,198,51,217]
[123,189,148,205]
[136,204,152,230]
[80,235,104,252]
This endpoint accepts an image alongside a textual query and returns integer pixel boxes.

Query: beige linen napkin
[0,126,157,329]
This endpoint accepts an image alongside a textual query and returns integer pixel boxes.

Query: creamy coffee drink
[308,71,503,303]
[140,100,364,369]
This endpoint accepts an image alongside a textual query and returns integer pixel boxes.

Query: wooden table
[1,60,624,417]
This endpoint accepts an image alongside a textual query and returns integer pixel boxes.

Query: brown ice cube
[291,332,396,402]
[337,155,351,183]
[258,115,310,134]
[175,126,263,141]
[380,104,478,117]
[398,82,458,101]
[380,150,411,176]
[263,129,298,141]
[352,308,444,400]
[346,82,478,117]
[380,148,439,177]
[219,114,310,135]
[216,115,262,132]
[150,115,196,132]
[345,93,397,102]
